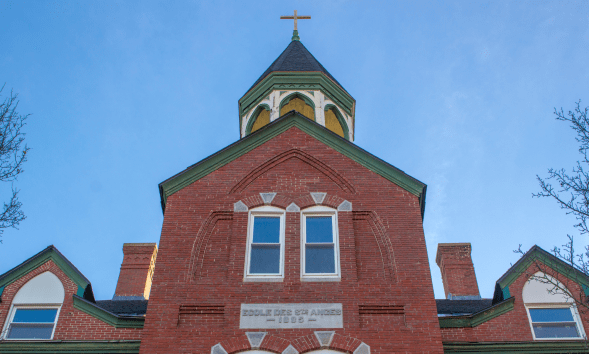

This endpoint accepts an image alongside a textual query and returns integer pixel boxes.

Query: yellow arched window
[250,108,270,133]
[280,97,314,120]
[325,107,345,138]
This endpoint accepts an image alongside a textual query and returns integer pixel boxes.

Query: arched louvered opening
[279,93,315,120]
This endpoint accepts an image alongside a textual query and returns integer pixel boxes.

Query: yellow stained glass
[280,97,314,120]
[325,108,345,138]
[250,109,270,133]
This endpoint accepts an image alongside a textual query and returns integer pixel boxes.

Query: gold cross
[280,10,311,31]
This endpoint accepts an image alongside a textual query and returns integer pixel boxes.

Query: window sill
[300,276,341,282]
[243,276,284,282]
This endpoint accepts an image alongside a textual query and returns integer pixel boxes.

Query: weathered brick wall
[440,261,589,342]
[436,243,480,298]
[114,243,157,299]
[0,260,142,340]
[140,127,443,353]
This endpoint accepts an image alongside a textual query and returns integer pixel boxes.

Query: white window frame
[300,205,341,282]
[244,206,285,282]
[2,304,62,340]
[525,303,586,341]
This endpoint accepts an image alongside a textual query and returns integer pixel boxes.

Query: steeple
[239,23,356,141]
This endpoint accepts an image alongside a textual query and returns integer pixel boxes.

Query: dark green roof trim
[495,245,589,301]
[159,112,427,218]
[443,340,589,353]
[0,340,140,353]
[72,295,145,328]
[0,246,91,302]
[239,72,355,118]
[438,297,515,328]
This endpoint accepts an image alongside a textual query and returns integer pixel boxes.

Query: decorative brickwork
[436,243,480,299]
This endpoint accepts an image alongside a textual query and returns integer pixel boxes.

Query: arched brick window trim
[215,332,365,353]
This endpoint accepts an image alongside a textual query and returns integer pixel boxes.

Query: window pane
[306,216,333,243]
[250,244,280,274]
[13,309,58,323]
[253,217,280,243]
[529,308,575,323]
[305,244,335,274]
[7,323,54,339]
[533,322,580,338]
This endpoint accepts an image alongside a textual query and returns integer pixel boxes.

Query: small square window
[301,206,340,281]
[527,307,584,340]
[4,307,60,340]
[244,206,285,281]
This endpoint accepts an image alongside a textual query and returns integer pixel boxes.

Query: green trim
[0,285,4,299]
[443,341,589,353]
[502,286,510,299]
[0,341,141,353]
[278,92,316,120]
[239,72,355,118]
[159,112,426,215]
[292,29,300,41]
[439,297,515,328]
[245,104,271,135]
[0,247,89,299]
[324,104,350,140]
[583,284,589,297]
[72,295,144,328]
[497,246,589,292]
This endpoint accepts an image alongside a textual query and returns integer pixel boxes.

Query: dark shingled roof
[246,40,347,94]
[95,300,148,316]
[436,299,494,315]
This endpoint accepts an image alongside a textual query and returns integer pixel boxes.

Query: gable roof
[159,111,427,218]
[493,245,589,303]
[0,245,94,302]
[245,40,348,96]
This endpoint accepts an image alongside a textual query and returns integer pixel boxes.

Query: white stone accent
[260,193,277,204]
[246,332,267,348]
[286,202,300,212]
[337,200,352,211]
[13,271,64,304]
[211,344,228,354]
[234,200,248,212]
[354,343,370,354]
[314,331,335,347]
[282,345,299,354]
[311,192,326,204]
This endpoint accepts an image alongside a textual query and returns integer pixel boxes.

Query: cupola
[239,28,356,141]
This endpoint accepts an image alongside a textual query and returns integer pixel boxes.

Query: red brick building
[1,32,589,353]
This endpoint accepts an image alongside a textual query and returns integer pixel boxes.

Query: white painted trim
[2,304,62,340]
[300,206,341,281]
[244,206,286,282]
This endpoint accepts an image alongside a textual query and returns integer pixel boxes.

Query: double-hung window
[527,306,584,340]
[4,306,61,340]
[244,206,285,281]
[301,206,340,281]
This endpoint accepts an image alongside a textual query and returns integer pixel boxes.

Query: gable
[159,111,427,218]
[0,245,92,301]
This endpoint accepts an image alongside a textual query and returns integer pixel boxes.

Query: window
[523,272,586,340]
[527,307,583,339]
[301,206,340,281]
[4,307,60,340]
[244,206,285,281]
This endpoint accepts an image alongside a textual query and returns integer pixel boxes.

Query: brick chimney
[114,243,158,300]
[435,243,480,300]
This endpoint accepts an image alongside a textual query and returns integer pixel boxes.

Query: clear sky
[1,1,588,300]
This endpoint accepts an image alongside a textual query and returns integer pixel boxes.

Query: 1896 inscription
[239,303,343,329]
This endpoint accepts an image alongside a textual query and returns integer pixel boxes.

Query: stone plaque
[240,303,343,329]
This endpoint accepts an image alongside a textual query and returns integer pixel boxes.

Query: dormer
[239,34,356,141]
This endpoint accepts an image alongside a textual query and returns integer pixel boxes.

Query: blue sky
[1,1,588,300]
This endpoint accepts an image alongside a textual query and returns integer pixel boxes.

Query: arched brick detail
[329,333,363,353]
[271,194,291,209]
[242,194,265,209]
[258,333,291,353]
[323,194,346,209]
[353,211,398,283]
[290,333,321,353]
[187,211,233,282]
[229,149,356,194]
[220,336,251,354]
[294,194,316,209]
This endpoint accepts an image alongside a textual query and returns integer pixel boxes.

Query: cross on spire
[280,10,311,41]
